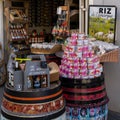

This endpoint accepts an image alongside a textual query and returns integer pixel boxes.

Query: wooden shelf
[10,19,29,24]
[4,7,29,24]
[4,0,29,60]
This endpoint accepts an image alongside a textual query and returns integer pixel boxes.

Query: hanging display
[88,5,117,43]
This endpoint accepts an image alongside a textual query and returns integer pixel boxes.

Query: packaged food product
[83,39,89,45]
[78,33,85,39]
[69,46,76,52]
[71,33,78,40]
[88,63,94,70]
[77,45,83,52]
[83,45,89,52]
[80,58,87,63]
[82,52,89,58]
[76,52,82,58]
[77,40,83,45]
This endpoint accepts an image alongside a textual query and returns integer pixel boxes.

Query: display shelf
[9,38,27,42]
[4,7,29,24]
[1,81,66,120]
[4,0,29,58]
[31,44,62,54]
[99,49,119,62]
[60,33,109,119]
[62,44,119,63]
[28,0,64,27]
[9,19,29,24]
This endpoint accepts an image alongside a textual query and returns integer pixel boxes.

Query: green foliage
[89,16,115,43]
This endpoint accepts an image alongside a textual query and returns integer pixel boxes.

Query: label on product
[57,7,62,15]
[32,75,41,88]
[8,72,14,86]
[41,74,48,88]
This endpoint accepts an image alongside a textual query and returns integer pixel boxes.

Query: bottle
[37,33,40,43]
[15,29,19,40]
[10,30,15,40]
[33,76,41,88]
[41,75,48,88]
[27,77,32,89]
[40,32,44,43]
[22,28,27,36]
[34,33,38,43]
[15,61,19,71]
[13,29,17,40]
[29,34,32,43]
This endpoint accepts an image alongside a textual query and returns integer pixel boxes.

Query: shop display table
[31,44,62,65]
[59,33,118,120]
[1,54,66,120]
[1,81,66,120]
[60,75,109,120]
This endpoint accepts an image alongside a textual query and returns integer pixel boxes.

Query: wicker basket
[31,44,62,54]
[48,62,59,82]
[100,49,119,62]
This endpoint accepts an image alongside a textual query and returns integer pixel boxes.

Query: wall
[0,0,3,58]
[93,0,120,113]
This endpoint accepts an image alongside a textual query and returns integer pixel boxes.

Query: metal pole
[79,0,89,34]
[85,0,89,35]
[79,0,82,33]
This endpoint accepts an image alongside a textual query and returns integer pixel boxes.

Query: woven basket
[48,62,59,82]
[100,49,119,62]
[31,44,62,54]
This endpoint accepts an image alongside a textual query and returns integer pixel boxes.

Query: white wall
[93,0,120,113]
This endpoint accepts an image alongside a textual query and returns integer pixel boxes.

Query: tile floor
[0,85,120,120]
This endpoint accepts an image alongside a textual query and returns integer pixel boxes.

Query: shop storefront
[0,0,120,119]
